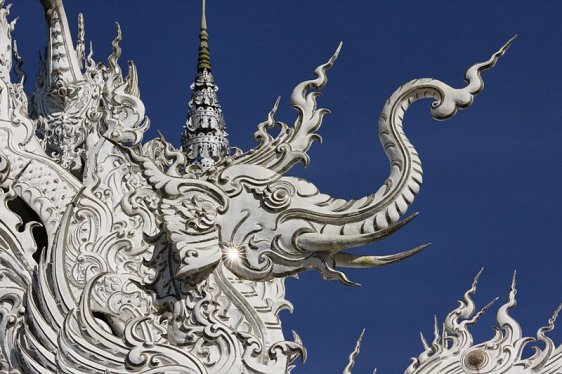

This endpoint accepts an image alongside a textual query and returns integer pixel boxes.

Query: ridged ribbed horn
[296,213,418,253]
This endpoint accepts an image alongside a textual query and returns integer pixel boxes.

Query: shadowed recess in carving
[4,190,47,264]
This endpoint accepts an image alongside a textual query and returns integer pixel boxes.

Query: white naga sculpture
[0,0,558,373]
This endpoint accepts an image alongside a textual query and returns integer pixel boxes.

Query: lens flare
[227,247,240,260]
[223,244,242,262]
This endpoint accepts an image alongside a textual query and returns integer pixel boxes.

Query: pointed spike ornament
[0,1,13,83]
[405,271,562,374]
[12,40,25,84]
[181,0,229,172]
[76,13,85,69]
[343,329,365,374]
[41,0,83,84]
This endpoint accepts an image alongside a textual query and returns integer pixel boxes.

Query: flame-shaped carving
[405,271,562,374]
[0,1,516,373]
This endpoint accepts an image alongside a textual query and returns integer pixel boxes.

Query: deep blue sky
[12,1,562,372]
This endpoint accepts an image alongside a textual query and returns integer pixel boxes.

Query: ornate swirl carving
[0,153,10,185]
[261,181,295,211]
[70,252,107,287]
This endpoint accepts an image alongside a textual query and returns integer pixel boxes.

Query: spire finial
[201,0,207,30]
[197,0,211,72]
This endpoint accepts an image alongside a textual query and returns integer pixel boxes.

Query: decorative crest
[404,271,562,374]
[33,0,93,171]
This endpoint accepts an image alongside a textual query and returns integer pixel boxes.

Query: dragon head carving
[121,38,514,285]
[0,1,526,373]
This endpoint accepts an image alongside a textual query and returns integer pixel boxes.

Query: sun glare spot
[224,244,241,262]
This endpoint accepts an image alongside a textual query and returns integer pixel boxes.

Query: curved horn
[290,37,514,252]
[40,0,83,83]
[125,60,140,97]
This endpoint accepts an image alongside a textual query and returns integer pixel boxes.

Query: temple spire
[181,0,229,172]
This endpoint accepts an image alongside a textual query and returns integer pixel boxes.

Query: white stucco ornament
[0,1,553,373]
[404,270,562,374]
